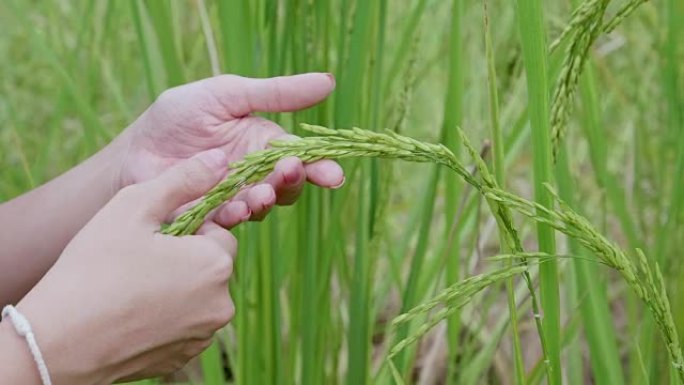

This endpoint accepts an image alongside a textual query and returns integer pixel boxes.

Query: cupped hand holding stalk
[117,72,344,224]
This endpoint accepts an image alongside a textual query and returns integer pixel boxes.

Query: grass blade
[513,0,560,382]
[443,1,465,383]
[483,1,525,384]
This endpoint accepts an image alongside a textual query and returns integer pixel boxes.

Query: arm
[0,139,126,305]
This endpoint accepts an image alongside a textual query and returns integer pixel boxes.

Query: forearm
[0,137,127,305]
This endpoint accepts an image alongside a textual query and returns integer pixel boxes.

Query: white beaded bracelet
[2,305,53,385]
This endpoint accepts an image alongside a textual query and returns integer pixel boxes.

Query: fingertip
[275,157,305,186]
[324,72,336,89]
[331,176,346,189]
[298,72,336,94]
[216,201,251,229]
[305,160,345,188]
[142,149,228,221]
[196,221,221,235]
[247,184,276,218]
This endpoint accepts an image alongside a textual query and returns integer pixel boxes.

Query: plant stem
[483,2,525,384]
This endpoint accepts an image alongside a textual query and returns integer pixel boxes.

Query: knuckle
[270,78,285,111]
[216,255,234,279]
[220,74,243,85]
[199,240,225,259]
[226,232,238,255]
[211,299,235,329]
[225,229,238,243]
[195,241,233,279]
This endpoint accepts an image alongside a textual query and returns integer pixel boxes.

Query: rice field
[1,0,683,384]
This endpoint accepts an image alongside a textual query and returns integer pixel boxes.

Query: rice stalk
[550,0,607,160]
[483,1,525,382]
[457,127,552,382]
[437,0,465,382]
[548,0,606,53]
[575,42,629,384]
[162,124,472,231]
[484,185,684,383]
[602,0,651,34]
[549,0,651,159]
[163,124,684,383]
[385,264,530,385]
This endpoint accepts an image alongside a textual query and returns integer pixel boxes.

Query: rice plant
[2,0,683,384]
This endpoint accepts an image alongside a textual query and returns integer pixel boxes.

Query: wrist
[95,130,132,195]
[0,317,42,385]
[15,293,115,385]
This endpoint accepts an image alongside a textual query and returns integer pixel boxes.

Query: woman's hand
[3,150,238,385]
[116,73,345,227]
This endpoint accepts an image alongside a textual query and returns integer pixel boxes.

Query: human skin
[0,150,239,384]
[0,73,344,306]
[0,73,344,383]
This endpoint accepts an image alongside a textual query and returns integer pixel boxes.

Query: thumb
[142,149,227,219]
[209,73,336,116]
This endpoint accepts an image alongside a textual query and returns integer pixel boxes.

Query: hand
[13,150,237,384]
[117,73,345,227]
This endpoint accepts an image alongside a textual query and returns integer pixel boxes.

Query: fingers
[246,157,344,206]
[212,157,345,227]
[242,184,276,221]
[141,149,228,220]
[209,73,336,117]
[304,160,345,188]
[265,136,344,190]
[264,157,306,205]
[196,222,238,256]
[212,201,251,229]
[216,184,275,224]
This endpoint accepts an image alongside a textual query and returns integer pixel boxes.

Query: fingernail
[284,168,303,185]
[324,73,336,88]
[197,149,227,171]
[331,176,345,189]
[241,209,252,222]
